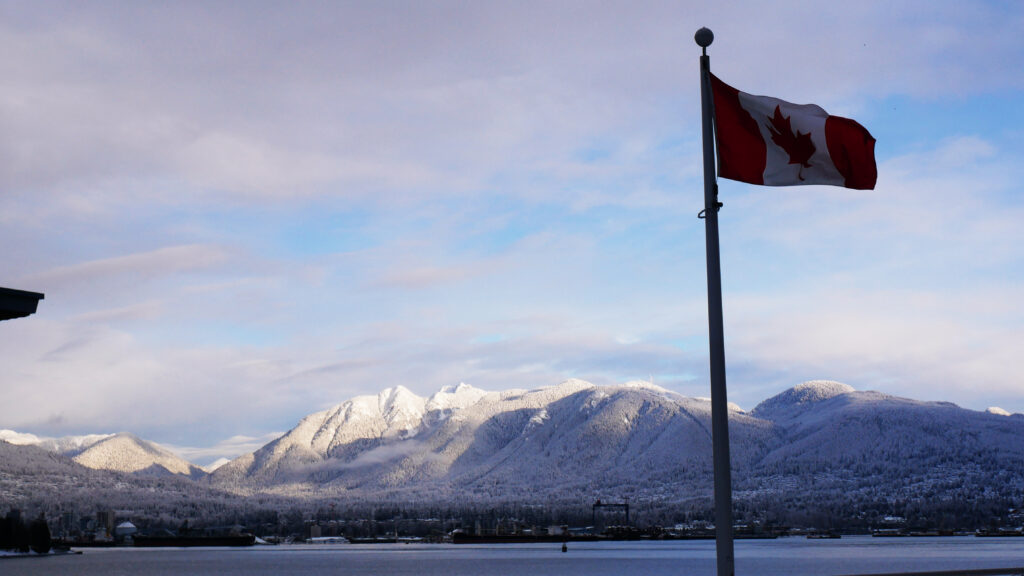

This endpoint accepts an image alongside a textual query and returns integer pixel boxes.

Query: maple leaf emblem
[766,106,815,180]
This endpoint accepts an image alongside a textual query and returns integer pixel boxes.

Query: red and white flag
[711,74,877,190]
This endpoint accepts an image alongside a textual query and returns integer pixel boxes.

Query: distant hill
[71,433,206,479]
[0,430,204,479]
[739,381,1024,526]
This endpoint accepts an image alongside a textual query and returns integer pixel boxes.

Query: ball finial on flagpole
[695,27,714,48]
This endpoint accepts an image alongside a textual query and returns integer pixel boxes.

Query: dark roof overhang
[0,287,45,321]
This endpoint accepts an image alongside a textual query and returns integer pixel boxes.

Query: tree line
[0,509,51,554]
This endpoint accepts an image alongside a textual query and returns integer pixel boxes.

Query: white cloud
[726,285,1024,406]
[163,432,285,466]
[171,132,340,196]
[1,1,1022,455]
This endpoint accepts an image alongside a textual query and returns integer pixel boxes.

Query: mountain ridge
[201,380,1023,509]
[5,380,1023,511]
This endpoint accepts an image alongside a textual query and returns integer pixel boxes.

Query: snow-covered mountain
[5,379,1023,519]
[0,429,205,479]
[202,457,232,473]
[208,379,1024,510]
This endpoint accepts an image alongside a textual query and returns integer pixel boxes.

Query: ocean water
[3,536,1024,576]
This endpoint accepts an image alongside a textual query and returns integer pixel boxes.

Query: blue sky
[2,1,1023,464]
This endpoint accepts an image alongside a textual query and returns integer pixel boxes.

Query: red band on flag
[825,116,877,190]
[710,74,766,185]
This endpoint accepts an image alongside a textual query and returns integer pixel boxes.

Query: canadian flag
[711,74,876,190]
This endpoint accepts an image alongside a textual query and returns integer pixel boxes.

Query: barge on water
[132,533,255,547]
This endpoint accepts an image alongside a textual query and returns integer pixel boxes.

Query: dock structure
[592,500,629,529]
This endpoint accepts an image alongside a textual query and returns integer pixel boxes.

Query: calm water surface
[4,536,1024,576]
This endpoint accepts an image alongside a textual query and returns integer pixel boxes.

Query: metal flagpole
[696,26,735,576]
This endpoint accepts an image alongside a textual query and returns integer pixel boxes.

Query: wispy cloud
[297,439,439,475]
[70,300,166,324]
[24,245,230,288]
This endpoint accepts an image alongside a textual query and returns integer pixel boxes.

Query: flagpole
[696,26,735,576]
